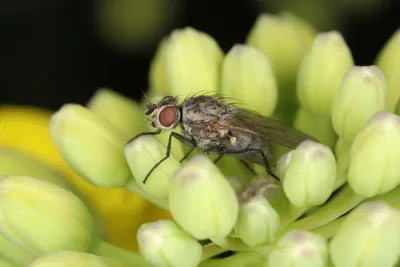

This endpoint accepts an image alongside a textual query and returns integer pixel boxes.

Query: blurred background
[1,0,399,111]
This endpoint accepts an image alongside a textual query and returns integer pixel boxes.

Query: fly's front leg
[142,132,195,184]
[126,129,162,145]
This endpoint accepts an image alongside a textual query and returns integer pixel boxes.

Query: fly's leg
[142,132,195,184]
[239,160,256,175]
[179,147,196,163]
[126,129,162,144]
[212,147,257,175]
[223,148,280,181]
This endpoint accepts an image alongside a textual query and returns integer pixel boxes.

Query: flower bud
[282,140,337,208]
[330,201,400,267]
[0,234,34,266]
[280,11,317,47]
[148,38,170,96]
[201,252,263,267]
[0,258,14,267]
[138,220,202,267]
[169,155,239,239]
[376,29,400,112]
[0,176,93,255]
[220,44,278,117]
[234,196,280,247]
[335,138,350,189]
[49,104,132,188]
[297,31,354,117]
[348,111,400,197]
[268,231,328,267]
[29,251,129,267]
[124,135,181,199]
[246,13,314,109]
[332,66,387,142]
[293,107,337,148]
[163,27,223,96]
[87,88,147,137]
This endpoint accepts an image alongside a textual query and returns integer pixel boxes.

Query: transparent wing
[222,108,316,149]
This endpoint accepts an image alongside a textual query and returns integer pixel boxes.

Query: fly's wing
[223,108,317,149]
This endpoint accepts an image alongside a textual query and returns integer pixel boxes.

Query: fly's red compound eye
[158,105,177,128]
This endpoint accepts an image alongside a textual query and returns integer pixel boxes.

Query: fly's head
[145,96,181,131]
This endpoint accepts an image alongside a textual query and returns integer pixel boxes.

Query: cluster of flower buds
[1,11,400,267]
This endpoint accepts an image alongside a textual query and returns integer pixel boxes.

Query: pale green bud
[87,88,146,137]
[332,66,387,142]
[276,150,293,178]
[280,11,318,47]
[220,44,278,117]
[29,251,130,267]
[169,155,239,239]
[0,258,15,267]
[348,111,400,197]
[297,31,354,117]
[246,13,313,100]
[376,29,400,112]
[293,107,337,148]
[124,135,181,199]
[334,138,351,189]
[148,38,170,96]
[49,104,132,188]
[234,196,280,247]
[199,252,264,267]
[330,201,400,267]
[0,176,93,255]
[268,231,329,267]
[282,140,337,208]
[163,27,223,96]
[0,234,34,266]
[138,220,202,267]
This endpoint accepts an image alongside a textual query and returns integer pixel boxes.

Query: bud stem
[199,252,264,267]
[90,238,149,267]
[201,243,228,261]
[281,185,364,234]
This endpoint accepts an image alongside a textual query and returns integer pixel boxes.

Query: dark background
[1,0,399,111]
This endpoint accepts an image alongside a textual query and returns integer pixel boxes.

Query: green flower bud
[297,31,354,117]
[293,107,337,148]
[29,251,130,267]
[199,252,264,267]
[220,44,278,117]
[87,88,146,137]
[282,140,337,208]
[234,196,280,247]
[138,220,202,267]
[268,231,329,267]
[376,29,400,112]
[335,138,350,189]
[124,135,181,199]
[246,14,313,104]
[332,66,387,142]
[49,104,132,188]
[0,258,15,267]
[148,38,170,96]
[348,111,400,197]
[169,155,239,239]
[163,27,223,96]
[0,234,34,266]
[330,201,400,267]
[0,176,93,255]
[280,11,318,47]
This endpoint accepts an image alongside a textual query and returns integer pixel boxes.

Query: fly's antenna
[140,88,152,105]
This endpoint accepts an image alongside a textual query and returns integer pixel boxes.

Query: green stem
[311,216,345,239]
[199,251,265,267]
[90,238,150,267]
[124,178,169,210]
[201,243,228,261]
[0,235,34,266]
[281,184,364,235]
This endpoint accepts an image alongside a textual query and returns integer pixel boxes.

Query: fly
[128,95,316,184]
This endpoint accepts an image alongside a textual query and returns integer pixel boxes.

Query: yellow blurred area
[0,105,171,251]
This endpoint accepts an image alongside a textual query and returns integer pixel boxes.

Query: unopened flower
[268,230,329,267]
[280,140,336,208]
[163,27,223,96]
[138,220,202,267]
[169,155,239,239]
[220,44,278,117]
[0,176,93,255]
[376,29,400,112]
[331,66,387,142]
[124,135,181,199]
[49,104,132,188]
[330,201,400,267]
[148,38,170,96]
[347,111,400,197]
[297,31,354,117]
[29,251,130,267]
[234,195,280,247]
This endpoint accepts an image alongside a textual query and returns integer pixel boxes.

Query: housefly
[129,95,315,184]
